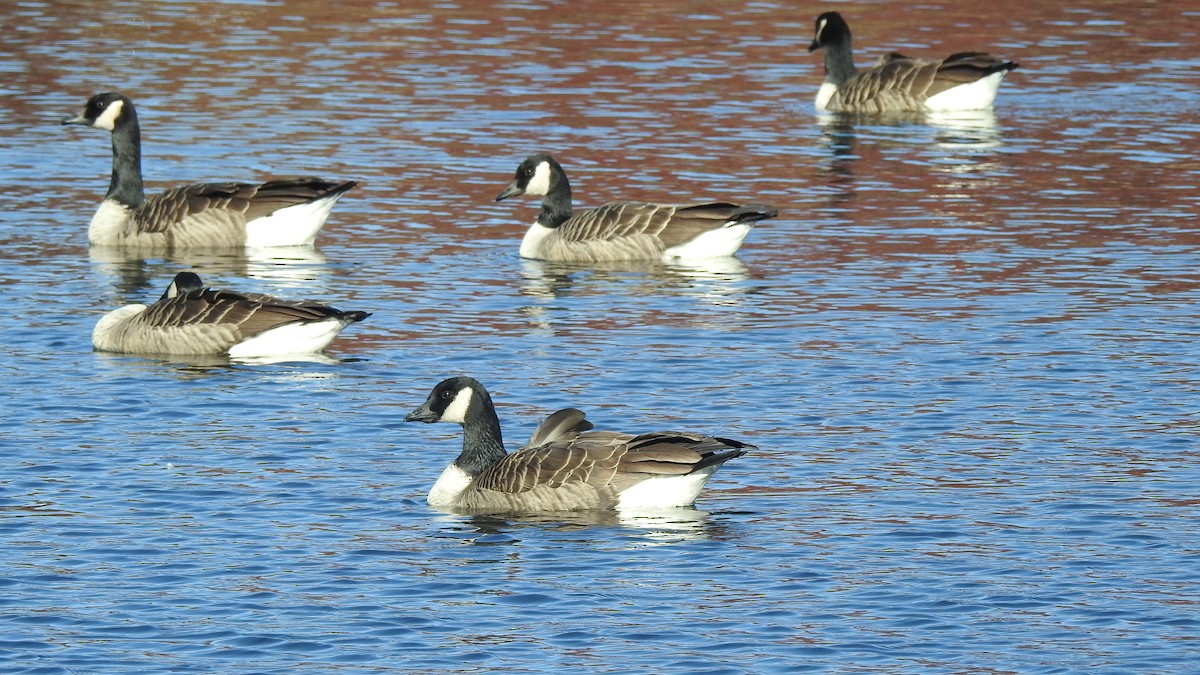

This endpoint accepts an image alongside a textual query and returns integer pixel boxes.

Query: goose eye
[440,390,453,400]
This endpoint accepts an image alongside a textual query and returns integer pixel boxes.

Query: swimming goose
[808,12,1018,113]
[495,153,777,262]
[405,376,752,513]
[63,92,357,248]
[93,271,370,357]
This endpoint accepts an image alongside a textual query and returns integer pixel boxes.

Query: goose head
[159,271,206,301]
[406,376,488,426]
[495,152,567,201]
[62,92,136,132]
[808,11,851,53]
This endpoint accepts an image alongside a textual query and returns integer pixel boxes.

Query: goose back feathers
[496,153,777,262]
[808,12,1018,113]
[63,92,356,248]
[405,376,751,513]
[93,271,370,357]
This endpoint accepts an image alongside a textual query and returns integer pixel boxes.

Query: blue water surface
[1,0,1198,672]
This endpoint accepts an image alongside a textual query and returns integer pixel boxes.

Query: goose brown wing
[656,203,777,248]
[132,178,353,233]
[560,202,774,249]
[139,288,342,338]
[527,408,595,447]
[842,52,1016,110]
[558,202,677,242]
[927,52,1018,95]
[618,432,752,476]
[474,431,631,493]
[838,56,944,111]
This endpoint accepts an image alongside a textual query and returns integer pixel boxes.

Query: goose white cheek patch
[524,161,552,196]
[93,99,125,131]
[441,386,474,424]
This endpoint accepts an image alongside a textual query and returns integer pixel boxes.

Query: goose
[495,153,778,262]
[62,92,357,248]
[807,11,1018,113]
[405,376,752,513]
[93,271,370,357]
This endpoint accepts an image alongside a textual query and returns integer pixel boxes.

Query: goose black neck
[107,110,145,208]
[456,393,508,476]
[822,39,859,86]
[538,170,574,229]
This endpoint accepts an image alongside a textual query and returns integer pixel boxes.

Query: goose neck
[456,402,507,476]
[537,179,573,229]
[106,115,145,208]
[822,40,859,85]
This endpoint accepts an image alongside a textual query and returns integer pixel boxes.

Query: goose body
[93,272,370,357]
[495,153,777,262]
[63,93,356,248]
[406,376,751,513]
[808,12,1018,113]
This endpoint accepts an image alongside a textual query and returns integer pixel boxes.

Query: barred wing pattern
[561,202,763,249]
[460,430,752,511]
[129,179,355,247]
[830,52,1016,113]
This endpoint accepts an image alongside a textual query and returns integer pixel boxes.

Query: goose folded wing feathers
[621,432,751,474]
[867,52,1013,98]
[659,203,777,249]
[560,203,673,242]
[133,179,349,234]
[528,407,595,447]
[561,202,775,250]
[619,443,706,476]
[238,179,356,219]
[140,288,341,338]
[131,183,246,234]
[837,60,938,111]
[936,52,1016,84]
[475,441,623,493]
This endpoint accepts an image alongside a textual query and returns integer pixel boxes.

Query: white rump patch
[428,462,474,507]
[924,72,1008,111]
[244,192,346,247]
[524,161,553,197]
[227,319,348,357]
[440,386,474,425]
[662,223,751,260]
[93,99,125,131]
[815,82,838,111]
[518,222,556,259]
[617,466,719,509]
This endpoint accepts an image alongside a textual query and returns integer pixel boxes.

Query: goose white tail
[616,465,720,509]
[924,71,1009,111]
[662,223,753,260]
[227,318,353,357]
[245,192,350,247]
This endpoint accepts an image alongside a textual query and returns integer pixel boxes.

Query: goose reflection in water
[434,506,729,543]
[90,245,332,297]
[518,256,752,301]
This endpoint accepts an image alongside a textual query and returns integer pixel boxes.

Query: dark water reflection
[1,0,1199,672]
